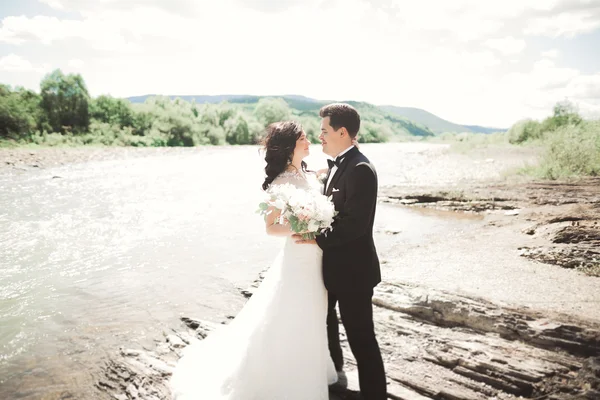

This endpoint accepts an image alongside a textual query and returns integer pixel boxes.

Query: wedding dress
[170,170,338,399]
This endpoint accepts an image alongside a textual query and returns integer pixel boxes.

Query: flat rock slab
[97,279,600,400]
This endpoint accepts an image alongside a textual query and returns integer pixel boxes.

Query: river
[0,143,481,399]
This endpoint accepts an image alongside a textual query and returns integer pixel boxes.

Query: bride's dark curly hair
[261,121,308,191]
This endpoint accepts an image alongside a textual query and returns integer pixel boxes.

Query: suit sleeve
[316,163,377,249]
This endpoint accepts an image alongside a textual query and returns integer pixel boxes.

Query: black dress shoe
[328,369,348,392]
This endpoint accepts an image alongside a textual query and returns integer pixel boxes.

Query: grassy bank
[1,69,437,149]
[426,101,599,180]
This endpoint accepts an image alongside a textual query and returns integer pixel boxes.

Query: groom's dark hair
[319,103,360,138]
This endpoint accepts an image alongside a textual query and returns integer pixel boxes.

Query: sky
[1,0,599,128]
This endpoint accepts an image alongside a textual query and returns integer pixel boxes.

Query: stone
[97,280,600,400]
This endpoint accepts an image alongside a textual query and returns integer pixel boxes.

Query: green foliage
[551,99,583,127]
[90,95,134,128]
[2,70,437,147]
[534,121,600,179]
[508,100,584,144]
[224,114,251,144]
[381,105,503,134]
[126,98,264,146]
[143,96,205,146]
[28,131,72,146]
[507,119,543,144]
[429,100,599,180]
[504,100,599,180]
[344,101,433,139]
[297,116,320,143]
[40,69,91,133]
[205,125,226,145]
[428,130,510,153]
[360,121,393,143]
[0,85,42,139]
[253,98,292,125]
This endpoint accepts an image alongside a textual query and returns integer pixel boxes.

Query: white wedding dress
[170,171,338,400]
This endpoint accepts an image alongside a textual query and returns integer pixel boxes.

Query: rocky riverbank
[4,145,599,399]
[0,146,229,174]
[97,279,600,400]
[96,176,600,400]
[380,178,600,278]
[0,147,154,172]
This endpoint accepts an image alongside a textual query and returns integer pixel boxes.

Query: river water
[0,143,480,399]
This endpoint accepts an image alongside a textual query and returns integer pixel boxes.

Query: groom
[294,103,386,399]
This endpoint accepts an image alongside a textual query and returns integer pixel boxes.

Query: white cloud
[565,73,600,100]
[525,8,600,37]
[0,0,598,127]
[67,59,84,69]
[232,0,310,13]
[578,101,600,120]
[39,0,65,10]
[493,59,600,123]
[0,15,62,45]
[36,0,211,16]
[485,36,527,55]
[532,60,581,90]
[0,14,140,52]
[541,49,560,58]
[0,54,35,71]
[0,54,49,73]
[388,0,600,40]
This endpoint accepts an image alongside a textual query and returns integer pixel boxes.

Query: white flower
[258,182,337,235]
[271,198,286,210]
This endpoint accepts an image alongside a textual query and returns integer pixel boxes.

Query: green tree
[217,103,236,126]
[359,121,393,143]
[40,69,91,133]
[0,85,42,139]
[224,114,250,144]
[90,95,134,128]
[508,119,542,144]
[140,96,206,146]
[130,105,155,136]
[253,97,291,125]
[298,116,320,143]
[541,99,583,131]
[200,104,220,126]
[204,125,226,145]
[538,121,600,179]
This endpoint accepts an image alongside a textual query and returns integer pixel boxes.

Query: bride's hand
[265,209,295,237]
[292,233,317,245]
[352,137,360,149]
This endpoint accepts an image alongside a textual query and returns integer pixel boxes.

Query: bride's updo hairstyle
[261,121,308,191]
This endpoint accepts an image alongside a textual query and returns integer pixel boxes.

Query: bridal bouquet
[258,183,337,240]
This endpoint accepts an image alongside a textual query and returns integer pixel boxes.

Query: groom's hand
[292,234,317,245]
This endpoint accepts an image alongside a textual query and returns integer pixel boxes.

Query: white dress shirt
[326,145,355,192]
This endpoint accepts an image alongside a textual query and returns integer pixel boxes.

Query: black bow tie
[327,157,342,169]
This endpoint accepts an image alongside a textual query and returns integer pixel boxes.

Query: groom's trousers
[327,289,387,400]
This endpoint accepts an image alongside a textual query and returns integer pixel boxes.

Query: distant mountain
[127,94,258,104]
[127,95,502,134]
[128,94,327,112]
[461,124,504,134]
[381,106,504,134]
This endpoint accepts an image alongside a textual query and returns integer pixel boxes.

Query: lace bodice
[271,170,323,193]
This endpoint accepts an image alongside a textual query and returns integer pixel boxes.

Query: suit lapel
[326,147,359,196]
[323,167,332,194]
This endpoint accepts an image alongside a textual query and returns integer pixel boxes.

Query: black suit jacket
[316,147,381,293]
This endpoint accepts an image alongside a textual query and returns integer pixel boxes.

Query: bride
[169,121,338,399]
